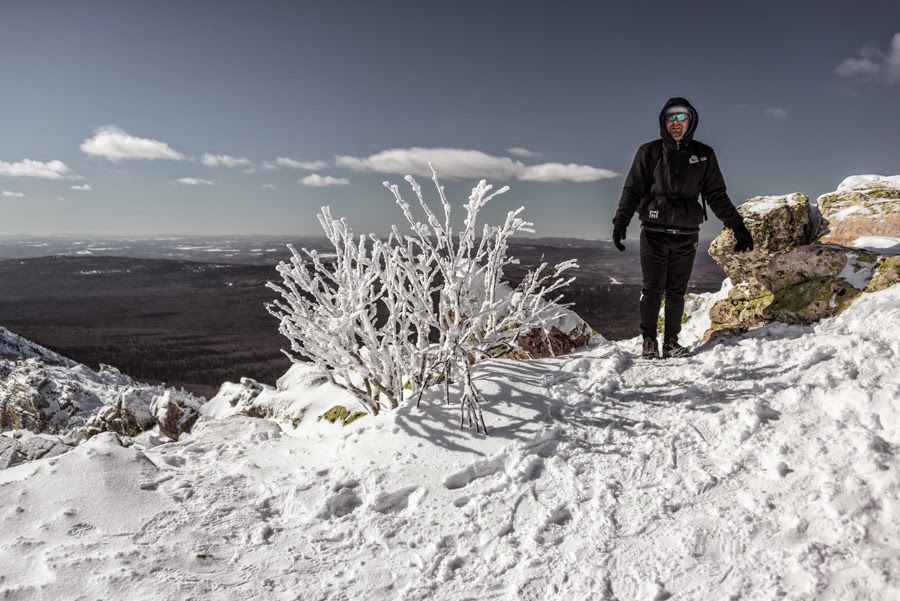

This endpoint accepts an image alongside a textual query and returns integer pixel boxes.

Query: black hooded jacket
[613,97,743,233]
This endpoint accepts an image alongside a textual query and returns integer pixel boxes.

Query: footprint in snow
[534,503,573,546]
[67,522,95,537]
[369,486,424,514]
[318,483,363,519]
[443,455,507,490]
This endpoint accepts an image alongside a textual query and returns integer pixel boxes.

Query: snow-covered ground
[2,285,899,600]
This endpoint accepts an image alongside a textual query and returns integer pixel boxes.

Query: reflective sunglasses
[665,113,688,123]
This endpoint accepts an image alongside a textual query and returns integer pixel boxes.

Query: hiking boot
[662,337,690,358]
[641,337,659,359]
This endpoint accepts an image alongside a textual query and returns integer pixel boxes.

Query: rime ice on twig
[267,165,577,433]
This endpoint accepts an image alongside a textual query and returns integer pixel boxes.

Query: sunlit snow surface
[2,286,900,600]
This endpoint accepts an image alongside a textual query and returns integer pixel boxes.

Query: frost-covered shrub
[267,167,576,433]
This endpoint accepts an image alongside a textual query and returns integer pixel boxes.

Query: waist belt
[655,194,708,222]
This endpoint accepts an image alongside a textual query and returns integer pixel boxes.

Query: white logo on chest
[689,155,699,164]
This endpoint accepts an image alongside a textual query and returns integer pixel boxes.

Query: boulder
[705,244,888,339]
[84,396,147,439]
[150,390,205,440]
[708,193,813,284]
[704,178,900,339]
[513,322,592,359]
[706,277,774,339]
[866,256,900,292]
[816,175,900,247]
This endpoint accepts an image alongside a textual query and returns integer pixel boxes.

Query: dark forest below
[0,241,725,397]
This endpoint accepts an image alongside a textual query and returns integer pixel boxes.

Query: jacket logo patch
[700,156,707,161]
[689,155,699,164]
[649,210,659,219]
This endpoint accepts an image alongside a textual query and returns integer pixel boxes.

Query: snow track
[1,288,899,599]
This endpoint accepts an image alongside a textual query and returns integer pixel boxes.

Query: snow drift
[1,281,898,600]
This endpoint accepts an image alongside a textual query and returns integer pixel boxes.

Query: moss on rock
[769,277,862,324]
[764,245,849,291]
[317,405,366,426]
[866,256,900,292]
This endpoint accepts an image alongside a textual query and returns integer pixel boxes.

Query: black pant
[639,229,699,339]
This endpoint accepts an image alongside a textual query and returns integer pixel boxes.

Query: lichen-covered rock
[866,256,900,292]
[704,278,775,342]
[816,175,900,247]
[708,193,813,284]
[704,244,884,337]
[767,277,863,324]
[704,177,900,340]
[762,246,876,324]
[151,390,205,440]
[765,245,877,291]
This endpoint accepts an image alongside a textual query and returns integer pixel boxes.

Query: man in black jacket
[612,96,753,359]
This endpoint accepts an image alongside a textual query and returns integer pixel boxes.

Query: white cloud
[70,184,92,191]
[301,174,351,187]
[201,153,253,168]
[2,190,25,197]
[335,147,618,182]
[265,157,329,170]
[0,159,80,179]
[836,32,900,85]
[764,107,788,120]
[506,147,541,158]
[81,126,185,161]
[176,177,215,186]
[520,163,620,183]
[261,183,278,190]
[336,148,525,180]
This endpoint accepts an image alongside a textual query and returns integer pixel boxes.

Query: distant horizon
[0,231,726,245]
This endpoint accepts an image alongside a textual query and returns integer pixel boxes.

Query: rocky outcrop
[151,390,205,440]
[0,360,100,433]
[84,395,148,439]
[1,329,208,468]
[705,177,900,340]
[815,175,900,247]
[708,193,813,284]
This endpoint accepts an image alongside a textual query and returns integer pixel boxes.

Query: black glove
[612,224,627,252]
[732,222,754,252]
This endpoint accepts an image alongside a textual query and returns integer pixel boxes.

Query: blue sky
[1,0,898,239]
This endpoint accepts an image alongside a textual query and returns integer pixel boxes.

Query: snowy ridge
[1,284,899,599]
[0,326,75,367]
[1,326,203,457]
